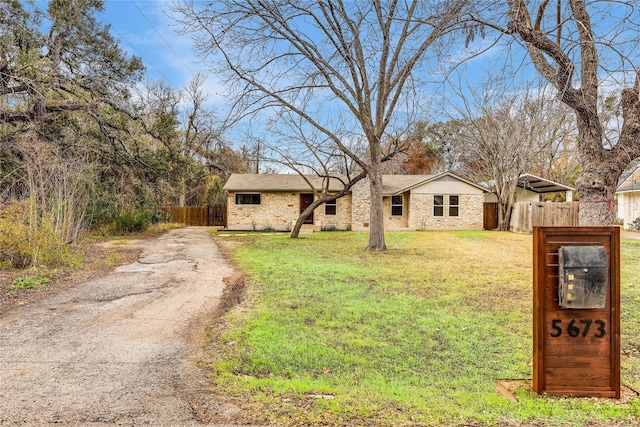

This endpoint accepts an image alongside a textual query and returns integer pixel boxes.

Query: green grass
[206,231,640,426]
[10,275,51,291]
[621,238,640,397]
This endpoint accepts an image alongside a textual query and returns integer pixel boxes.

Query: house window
[434,195,444,217]
[235,193,261,205]
[449,195,459,217]
[325,199,337,216]
[391,195,403,216]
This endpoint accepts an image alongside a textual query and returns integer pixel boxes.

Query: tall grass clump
[0,200,77,268]
[0,143,92,268]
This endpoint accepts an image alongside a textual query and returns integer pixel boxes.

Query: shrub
[112,210,153,234]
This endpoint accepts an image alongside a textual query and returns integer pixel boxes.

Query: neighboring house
[223,172,488,231]
[483,173,575,204]
[616,167,640,227]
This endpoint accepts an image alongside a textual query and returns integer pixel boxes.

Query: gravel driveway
[0,227,240,426]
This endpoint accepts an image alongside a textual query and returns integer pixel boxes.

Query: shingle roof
[223,174,351,192]
[617,182,640,193]
[223,173,486,195]
[380,175,432,195]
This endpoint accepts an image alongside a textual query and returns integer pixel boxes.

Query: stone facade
[350,180,412,230]
[351,180,372,230]
[226,192,297,231]
[349,177,483,231]
[383,194,409,229]
[408,193,483,230]
[226,191,353,231]
[319,193,353,230]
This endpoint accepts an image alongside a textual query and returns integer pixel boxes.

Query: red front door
[300,193,314,224]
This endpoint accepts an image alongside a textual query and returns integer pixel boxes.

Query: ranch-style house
[223,172,575,232]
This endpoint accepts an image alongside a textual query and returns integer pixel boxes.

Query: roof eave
[395,172,489,195]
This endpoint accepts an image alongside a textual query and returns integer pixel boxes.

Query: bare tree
[455,81,575,230]
[179,73,223,205]
[182,73,226,157]
[499,1,640,225]
[380,121,434,174]
[258,111,377,237]
[173,0,469,250]
[530,108,580,197]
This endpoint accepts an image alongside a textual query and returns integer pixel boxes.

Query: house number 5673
[550,319,606,338]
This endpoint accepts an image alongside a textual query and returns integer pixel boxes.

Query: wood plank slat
[545,367,611,380]
[545,356,611,369]
[544,344,611,357]
[544,388,618,398]
[162,206,227,227]
[547,382,612,393]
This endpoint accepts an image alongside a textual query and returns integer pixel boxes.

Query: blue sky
[23,1,639,144]
[98,1,205,89]
[17,1,573,118]
[29,0,220,101]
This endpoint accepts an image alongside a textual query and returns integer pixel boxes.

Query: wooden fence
[162,206,227,227]
[510,201,579,234]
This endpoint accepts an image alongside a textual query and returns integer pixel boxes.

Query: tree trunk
[504,2,640,228]
[366,169,386,250]
[498,201,513,231]
[179,177,186,207]
[574,117,617,226]
[291,204,315,238]
[289,171,368,239]
[575,167,616,226]
[495,179,518,231]
[364,134,387,250]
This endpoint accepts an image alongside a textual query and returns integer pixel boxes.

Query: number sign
[549,319,606,338]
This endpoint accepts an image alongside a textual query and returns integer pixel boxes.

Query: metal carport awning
[517,173,575,193]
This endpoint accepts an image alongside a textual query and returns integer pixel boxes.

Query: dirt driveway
[0,227,242,426]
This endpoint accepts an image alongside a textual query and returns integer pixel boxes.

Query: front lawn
[205,231,640,426]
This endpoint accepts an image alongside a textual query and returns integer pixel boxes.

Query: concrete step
[299,224,314,234]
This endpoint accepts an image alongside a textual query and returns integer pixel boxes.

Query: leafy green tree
[0,0,143,133]
[204,175,227,207]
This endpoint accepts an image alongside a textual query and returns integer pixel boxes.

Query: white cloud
[101,1,228,108]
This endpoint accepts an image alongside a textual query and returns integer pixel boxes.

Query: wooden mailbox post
[533,226,620,398]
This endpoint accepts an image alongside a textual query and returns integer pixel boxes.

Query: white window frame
[434,195,444,217]
[391,195,403,216]
[325,199,337,216]
[449,195,460,217]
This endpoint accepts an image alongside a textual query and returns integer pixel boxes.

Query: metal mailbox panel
[558,246,607,309]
